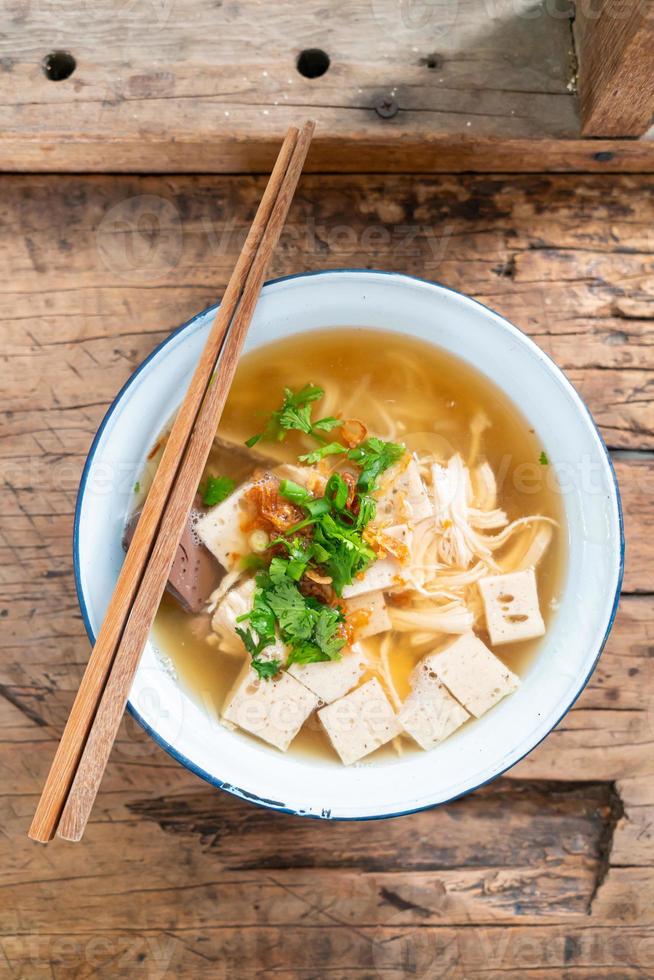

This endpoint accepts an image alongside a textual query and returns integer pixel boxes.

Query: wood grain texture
[0,0,653,173]
[0,170,652,975]
[575,0,654,137]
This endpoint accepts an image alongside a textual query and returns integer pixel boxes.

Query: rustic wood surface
[1,0,654,173]
[575,0,654,137]
[1,171,652,977]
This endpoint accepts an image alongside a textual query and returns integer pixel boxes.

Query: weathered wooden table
[1,172,652,976]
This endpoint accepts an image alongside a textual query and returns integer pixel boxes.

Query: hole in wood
[42,51,76,81]
[420,53,442,70]
[296,49,330,79]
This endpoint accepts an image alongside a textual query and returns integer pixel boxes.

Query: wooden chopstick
[29,122,312,843]
[51,121,315,842]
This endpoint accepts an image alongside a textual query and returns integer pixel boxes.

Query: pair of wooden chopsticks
[29,121,315,843]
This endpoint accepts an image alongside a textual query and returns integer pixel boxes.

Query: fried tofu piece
[318,677,401,765]
[222,663,318,751]
[196,482,253,571]
[344,590,392,640]
[398,659,470,749]
[478,568,545,645]
[374,456,432,525]
[288,646,365,704]
[426,633,519,718]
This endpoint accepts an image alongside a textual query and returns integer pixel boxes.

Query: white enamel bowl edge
[74,270,624,820]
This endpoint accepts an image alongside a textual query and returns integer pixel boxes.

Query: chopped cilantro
[298,441,347,464]
[313,512,377,596]
[234,580,282,681]
[251,658,281,680]
[266,578,316,640]
[314,605,346,660]
[203,475,235,506]
[539,451,549,466]
[235,625,270,659]
[347,438,405,492]
[311,417,342,433]
[245,384,340,448]
[238,564,345,667]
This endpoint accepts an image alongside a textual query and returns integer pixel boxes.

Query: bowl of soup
[74,270,623,818]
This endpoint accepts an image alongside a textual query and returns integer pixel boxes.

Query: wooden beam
[1,0,653,173]
[576,0,654,136]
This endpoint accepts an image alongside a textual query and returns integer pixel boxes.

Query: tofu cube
[341,557,402,598]
[426,633,519,718]
[398,660,470,749]
[374,456,432,525]
[345,590,392,639]
[318,677,401,765]
[196,482,253,570]
[222,663,318,751]
[289,646,365,704]
[478,569,545,645]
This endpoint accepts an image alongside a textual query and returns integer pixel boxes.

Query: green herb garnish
[298,441,347,464]
[240,554,266,572]
[235,625,282,681]
[278,479,312,505]
[245,384,340,448]
[539,451,549,466]
[347,437,405,492]
[203,475,236,506]
[238,565,345,668]
[236,386,409,677]
[133,481,141,494]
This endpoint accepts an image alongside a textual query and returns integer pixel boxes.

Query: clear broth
[151,328,566,765]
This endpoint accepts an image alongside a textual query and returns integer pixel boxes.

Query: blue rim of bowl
[73,268,625,821]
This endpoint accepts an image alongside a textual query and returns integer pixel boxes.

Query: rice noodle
[390,602,474,635]
[378,633,403,711]
[468,410,491,466]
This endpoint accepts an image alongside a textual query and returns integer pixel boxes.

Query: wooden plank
[0,781,623,919]
[575,0,654,137]
[2,133,654,175]
[0,170,651,976]
[0,0,653,172]
[0,173,652,445]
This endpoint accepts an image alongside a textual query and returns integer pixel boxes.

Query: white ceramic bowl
[74,270,623,819]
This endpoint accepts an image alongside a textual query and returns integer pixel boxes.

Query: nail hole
[420,53,442,70]
[296,48,330,79]
[42,51,76,81]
